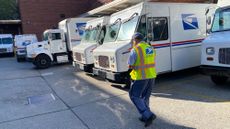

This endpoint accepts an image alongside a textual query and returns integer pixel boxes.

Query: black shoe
[144,114,156,127]
[138,117,145,122]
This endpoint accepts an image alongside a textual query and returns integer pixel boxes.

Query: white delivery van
[201,0,230,85]
[14,34,38,62]
[72,16,110,73]
[26,18,92,69]
[92,2,214,86]
[0,34,14,56]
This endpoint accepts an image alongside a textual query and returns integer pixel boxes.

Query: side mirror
[207,16,212,25]
[110,30,116,38]
[219,18,224,26]
[98,26,106,45]
[206,29,211,34]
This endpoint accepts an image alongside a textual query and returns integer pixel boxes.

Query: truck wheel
[211,75,228,85]
[34,54,51,69]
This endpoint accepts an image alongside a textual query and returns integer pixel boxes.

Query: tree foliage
[0,0,19,20]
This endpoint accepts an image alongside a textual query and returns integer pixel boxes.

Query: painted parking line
[41,72,54,76]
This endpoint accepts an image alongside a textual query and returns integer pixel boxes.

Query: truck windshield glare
[103,21,121,43]
[82,27,100,43]
[1,38,13,44]
[212,8,230,32]
[89,27,100,43]
[43,33,49,41]
[117,16,139,41]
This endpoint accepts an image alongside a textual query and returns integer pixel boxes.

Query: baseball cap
[132,32,144,40]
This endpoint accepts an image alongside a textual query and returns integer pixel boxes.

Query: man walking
[128,32,157,127]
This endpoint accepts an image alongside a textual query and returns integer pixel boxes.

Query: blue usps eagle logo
[76,23,86,36]
[145,47,153,55]
[182,14,199,30]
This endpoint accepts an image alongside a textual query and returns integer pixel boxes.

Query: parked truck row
[8,0,229,86]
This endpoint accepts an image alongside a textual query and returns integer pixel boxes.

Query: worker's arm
[128,49,137,66]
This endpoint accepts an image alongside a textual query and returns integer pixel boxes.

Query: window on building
[147,17,168,41]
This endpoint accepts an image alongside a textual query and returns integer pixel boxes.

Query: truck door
[49,32,67,54]
[146,15,172,74]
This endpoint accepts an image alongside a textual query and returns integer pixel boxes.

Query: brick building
[18,0,217,40]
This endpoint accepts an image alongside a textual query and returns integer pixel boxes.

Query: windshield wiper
[123,13,138,23]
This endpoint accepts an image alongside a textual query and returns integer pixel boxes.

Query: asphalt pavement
[0,57,229,129]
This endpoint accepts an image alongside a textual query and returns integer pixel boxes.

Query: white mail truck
[26,18,92,69]
[72,17,110,73]
[201,0,230,85]
[15,34,38,62]
[0,34,14,56]
[92,2,214,86]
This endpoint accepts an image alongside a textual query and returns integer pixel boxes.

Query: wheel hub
[41,59,47,65]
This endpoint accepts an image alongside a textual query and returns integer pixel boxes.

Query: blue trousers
[129,78,155,120]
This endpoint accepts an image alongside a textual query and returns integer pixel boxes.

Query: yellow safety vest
[129,42,157,80]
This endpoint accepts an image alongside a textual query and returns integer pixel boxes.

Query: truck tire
[34,54,51,69]
[211,75,228,85]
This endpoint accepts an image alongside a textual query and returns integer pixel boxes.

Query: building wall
[18,0,91,40]
[19,0,214,40]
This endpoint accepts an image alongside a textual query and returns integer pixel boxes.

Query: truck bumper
[92,67,130,83]
[200,65,230,77]
[73,61,94,73]
[16,54,26,59]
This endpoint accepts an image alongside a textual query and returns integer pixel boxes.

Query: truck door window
[147,17,168,41]
[51,33,61,40]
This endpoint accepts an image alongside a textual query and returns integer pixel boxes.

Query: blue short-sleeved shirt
[128,49,137,65]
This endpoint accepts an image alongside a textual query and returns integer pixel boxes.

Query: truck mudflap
[93,67,130,83]
[73,61,94,73]
[200,65,230,77]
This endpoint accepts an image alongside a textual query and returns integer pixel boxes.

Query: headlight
[206,47,215,55]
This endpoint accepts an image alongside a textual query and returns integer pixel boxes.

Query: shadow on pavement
[71,70,195,129]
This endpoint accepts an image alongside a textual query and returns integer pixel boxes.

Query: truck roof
[218,0,230,7]
[81,0,148,17]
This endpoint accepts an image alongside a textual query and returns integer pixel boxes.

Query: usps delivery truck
[201,0,230,85]
[26,18,92,69]
[72,17,110,73]
[0,34,14,56]
[92,2,214,86]
[14,34,38,62]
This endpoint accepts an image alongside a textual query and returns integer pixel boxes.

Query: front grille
[219,48,230,65]
[74,52,82,61]
[0,48,7,53]
[99,56,109,68]
[19,50,26,53]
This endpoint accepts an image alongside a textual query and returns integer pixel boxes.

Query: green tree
[0,0,19,20]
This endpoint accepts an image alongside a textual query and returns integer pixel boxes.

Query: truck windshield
[103,20,121,43]
[1,38,13,44]
[212,8,230,32]
[117,16,139,41]
[82,27,100,43]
